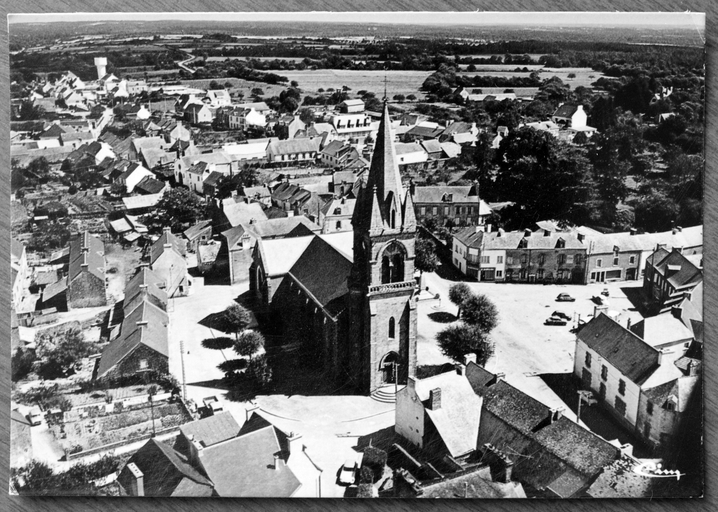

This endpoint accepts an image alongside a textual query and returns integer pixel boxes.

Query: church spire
[366,101,403,217]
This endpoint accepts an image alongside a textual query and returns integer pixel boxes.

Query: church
[250,101,418,395]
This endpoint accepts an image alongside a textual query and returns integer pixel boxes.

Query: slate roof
[553,104,581,119]
[119,438,213,497]
[578,314,661,384]
[123,267,167,313]
[223,200,268,227]
[413,185,479,204]
[268,137,320,156]
[421,139,443,154]
[395,142,426,156]
[319,139,347,157]
[406,125,444,138]
[442,121,473,135]
[643,376,699,413]
[288,236,353,314]
[134,176,166,195]
[42,277,68,302]
[648,248,703,291]
[520,231,586,250]
[258,236,315,277]
[414,371,483,458]
[150,229,186,265]
[419,466,526,498]
[199,424,301,497]
[480,377,620,497]
[184,220,212,241]
[68,231,105,282]
[180,412,241,448]
[203,171,225,188]
[251,217,320,239]
[321,197,356,217]
[97,299,169,378]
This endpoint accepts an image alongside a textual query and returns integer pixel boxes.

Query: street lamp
[576,389,597,424]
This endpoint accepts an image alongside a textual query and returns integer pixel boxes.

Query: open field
[281,69,432,97]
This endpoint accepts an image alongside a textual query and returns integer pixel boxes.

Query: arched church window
[392,253,404,282]
[389,317,395,338]
[382,256,391,284]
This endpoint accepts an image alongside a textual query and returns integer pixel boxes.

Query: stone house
[503,229,587,284]
[67,231,106,309]
[149,228,192,298]
[412,184,492,229]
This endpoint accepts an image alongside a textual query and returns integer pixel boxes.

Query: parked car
[545,316,568,326]
[552,311,571,321]
[556,293,575,302]
[27,406,43,426]
[339,452,364,485]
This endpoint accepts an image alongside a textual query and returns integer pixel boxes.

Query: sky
[8,11,705,29]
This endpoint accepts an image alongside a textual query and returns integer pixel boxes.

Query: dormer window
[556,238,565,249]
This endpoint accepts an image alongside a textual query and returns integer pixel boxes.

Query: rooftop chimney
[287,432,304,456]
[455,363,466,376]
[125,463,144,497]
[273,453,281,471]
[429,388,442,410]
[630,228,637,236]
[245,404,260,422]
[688,360,700,376]
[548,407,563,424]
[483,444,514,484]
[524,228,532,237]
[464,353,477,366]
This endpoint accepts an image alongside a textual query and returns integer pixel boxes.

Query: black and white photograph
[6,9,705,499]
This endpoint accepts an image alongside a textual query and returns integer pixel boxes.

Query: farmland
[281,69,433,97]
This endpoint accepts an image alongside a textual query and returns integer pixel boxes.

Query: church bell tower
[347,101,418,394]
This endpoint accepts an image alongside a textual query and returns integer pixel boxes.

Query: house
[96,292,169,379]
[117,162,154,193]
[67,231,106,309]
[319,196,356,234]
[329,170,360,197]
[395,142,428,167]
[183,220,213,253]
[170,410,320,497]
[223,140,270,165]
[129,136,169,163]
[222,216,320,284]
[235,101,272,116]
[503,228,587,284]
[175,151,235,191]
[329,112,373,142]
[267,138,321,165]
[396,365,483,462]
[318,140,361,168]
[185,103,214,125]
[149,227,193,298]
[584,231,644,283]
[117,439,214,497]
[522,120,561,137]
[205,88,232,108]
[439,121,479,145]
[107,214,149,244]
[338,98,365,113]
[574,313,700,456]
[227,107,267,129]
[218,198,269,230]
[470,362,621,498]
[452,228,523,281]
[402,123,444,142]
[412,184,491,229]
[551,104,597,138]
[643,247,703,314]
[134,176,168,196]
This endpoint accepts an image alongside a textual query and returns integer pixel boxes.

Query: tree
[217,359,248,374]
[460,293,499,333]
[234,330,265,361]
[406,94,417,101]
[448,283,472,318]
[298,107,314,125]
[393,94,406,103]
[290,80,299,88]
[414,238,438,277]
[208,80,223,90]
[224,303,252,341]
[436,323,494,365]
[12,348,37,382]
[251,87,265,98]
[151,188,205,232]
[224,81,234,89]
[633,189,679,232]
[35,328,92,379]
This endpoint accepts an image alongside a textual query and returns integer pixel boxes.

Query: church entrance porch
[379,351,399,385]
